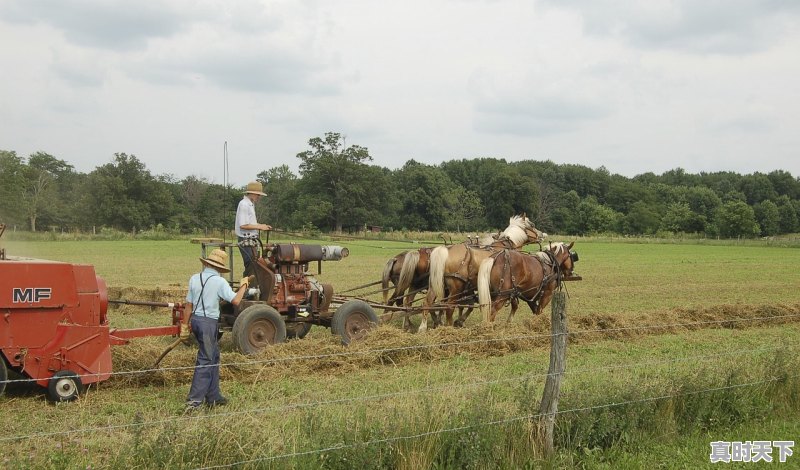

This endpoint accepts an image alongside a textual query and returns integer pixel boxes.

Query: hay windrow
[105,302,800,390]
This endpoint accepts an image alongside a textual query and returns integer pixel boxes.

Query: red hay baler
[0,251,184,402]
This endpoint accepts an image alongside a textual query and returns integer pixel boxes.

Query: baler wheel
[331,300,379,345]
[47,371,83,402]
[232,305,286,355]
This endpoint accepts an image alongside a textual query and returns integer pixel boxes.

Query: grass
[2,236,800,468]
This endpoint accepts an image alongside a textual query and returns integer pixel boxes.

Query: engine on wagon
[217,242,359,353]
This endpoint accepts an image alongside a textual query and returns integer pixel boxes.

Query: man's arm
[239,223,272,231]
[230,278,251,306]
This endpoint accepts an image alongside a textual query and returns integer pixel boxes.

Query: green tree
[738,172,777,205]
[551,190,581,234]
[577,196,620,235]
[0,150,26,226]
[258,165,299,229]
[22,152,74,231]
[83,153,175,231]
[621,201,661,235]
[715,200,760,238]
[443,186,485,232]
[753,200,780,236]
[775,196,799,234]
[392,161,456,230]
[660,202,706,233]
[296,133,385,232]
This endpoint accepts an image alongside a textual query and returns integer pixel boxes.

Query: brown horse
[420,215,545,332]
[382,247,433,330]
[477,241,577,323]
[381,233,504,331]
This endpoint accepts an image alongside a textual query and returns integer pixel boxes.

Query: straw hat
[200,249,231,272]
[245,181,267,196]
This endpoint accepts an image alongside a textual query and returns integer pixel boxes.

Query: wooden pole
[536,291,567,458]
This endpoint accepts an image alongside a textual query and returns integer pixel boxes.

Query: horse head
[549,241,576,277]
[512,213,546,246]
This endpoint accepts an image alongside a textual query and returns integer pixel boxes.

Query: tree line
[2,132,799,238]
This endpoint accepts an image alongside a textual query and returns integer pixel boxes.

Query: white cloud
[0,0,799,183]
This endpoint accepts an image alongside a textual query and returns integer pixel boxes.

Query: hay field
[2,237,800,468]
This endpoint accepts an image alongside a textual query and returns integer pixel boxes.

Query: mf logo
[12,287,52,303]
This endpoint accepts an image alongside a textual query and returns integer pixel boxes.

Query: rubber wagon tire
[47,370,83,402]
[331,300,379,345]
[232,305,287,355]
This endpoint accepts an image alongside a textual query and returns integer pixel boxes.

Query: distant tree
[753,200,780,236]
[443,186,485,232]
[775,196,799,234]
[715,200,760,238]
[83,153,175,232]
[0,150,26,226]
[296,132,384,232]
[551,190,581,234]
[392,160,456,230]
[24,152,75,231]
[621,201,661,235]
[685,186,722,222]
[577,196,620,235]
[767,170,799,199]
[738,172,777,205]
[258,164,299,229]
[660,202,706,233]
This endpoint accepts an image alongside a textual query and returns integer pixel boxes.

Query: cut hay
[105,302,800,391]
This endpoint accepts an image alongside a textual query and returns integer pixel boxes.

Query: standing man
[235,181,272,275]
[182,248,250,410]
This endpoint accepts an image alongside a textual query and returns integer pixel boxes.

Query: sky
[1,0,799,186]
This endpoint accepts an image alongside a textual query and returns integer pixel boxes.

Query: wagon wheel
[232,305,286,355]
[331,300,379,345]
[0,357,7,396]
[47,370,83,402]
[285,321,312,339]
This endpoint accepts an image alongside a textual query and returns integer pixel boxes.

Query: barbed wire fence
[1,304,799,468]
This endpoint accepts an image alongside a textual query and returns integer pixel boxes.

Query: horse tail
[428,246,449,302]
[396,249,419,301]
[478,257,495,323]
[382,255,399,304]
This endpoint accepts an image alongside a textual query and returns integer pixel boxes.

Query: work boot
[207,396,228,407]
[184,401,202,413]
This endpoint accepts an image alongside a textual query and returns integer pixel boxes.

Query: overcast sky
[1,0,799,186]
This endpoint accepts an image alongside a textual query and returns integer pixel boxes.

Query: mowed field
[2,237,800,469]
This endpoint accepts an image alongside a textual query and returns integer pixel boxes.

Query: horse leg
[506,298,519,323]
[419,289,438,334]
[402,291,417,332]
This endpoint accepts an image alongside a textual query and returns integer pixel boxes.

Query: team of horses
[381,214,578,332]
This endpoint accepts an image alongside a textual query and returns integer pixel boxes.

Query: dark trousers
[237,236,257,276]
[187,315,223,404]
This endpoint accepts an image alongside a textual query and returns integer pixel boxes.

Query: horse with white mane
[419,214,545,332]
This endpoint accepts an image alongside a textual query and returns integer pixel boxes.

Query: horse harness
[441,237,518,303]
[493,249,564,306]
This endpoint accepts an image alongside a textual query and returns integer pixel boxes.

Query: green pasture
[2,236,800,468]
[5,236,800,318]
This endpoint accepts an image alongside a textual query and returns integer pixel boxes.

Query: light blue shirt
[185,267,236,320]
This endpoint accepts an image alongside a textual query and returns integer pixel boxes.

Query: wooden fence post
[536,291,567,458]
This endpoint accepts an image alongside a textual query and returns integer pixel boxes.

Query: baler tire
[285,322,312,339]
[0,357,7,396]
[232,305,286,355]
[47,370,83,402]
[331,300,379,345]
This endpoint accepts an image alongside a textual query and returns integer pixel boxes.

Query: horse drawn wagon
[205,214,580,355]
